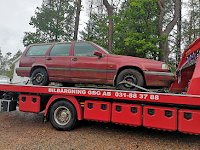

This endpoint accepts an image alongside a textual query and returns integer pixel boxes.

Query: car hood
[109,54,164,63]
[107,54,166,72]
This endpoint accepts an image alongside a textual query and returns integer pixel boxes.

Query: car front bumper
[144,71,175,87]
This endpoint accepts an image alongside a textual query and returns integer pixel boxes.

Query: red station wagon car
[16,41,175,90]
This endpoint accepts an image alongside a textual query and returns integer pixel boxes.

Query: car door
[45,43,71,79]
[70,43,107,81]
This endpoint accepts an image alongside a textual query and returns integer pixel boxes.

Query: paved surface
[0,110,200,150]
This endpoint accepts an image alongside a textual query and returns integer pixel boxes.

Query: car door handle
[46,57,52,60]
[71,58,78,61]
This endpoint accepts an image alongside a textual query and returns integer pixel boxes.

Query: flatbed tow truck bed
[1,37,200,135]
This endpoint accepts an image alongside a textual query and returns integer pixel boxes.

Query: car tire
[116,69,144,91]
[49,100,77,131]
[31,68,49,86]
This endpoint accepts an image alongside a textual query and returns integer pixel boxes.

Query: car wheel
[49,100,77,131]
[116,69,144,91]
[31,68,49,86]
[62,82,75,87]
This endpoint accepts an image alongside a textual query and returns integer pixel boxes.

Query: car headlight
[162,64,170,70]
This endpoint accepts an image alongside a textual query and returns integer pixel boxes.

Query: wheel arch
[114,66,146,86]
[29,65,47,77]
[44,95,83,121]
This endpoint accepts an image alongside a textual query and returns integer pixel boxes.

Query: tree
[80,0,109,48]
[0,52,11,76]
[176,0,182,67]
[114,0,162,59]
[157,0,180,62]
[182,0,200,49]
[103,0,113,52]
[81,0,180,62]
[73,0,82,40]
[0,50,22,78]
[23,0,76,47]
[6,50,23,79]
[10,50,22,62]
[80,13,109,48]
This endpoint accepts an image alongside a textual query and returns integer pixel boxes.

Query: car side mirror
[94,50,103,57]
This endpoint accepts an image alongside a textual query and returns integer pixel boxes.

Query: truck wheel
[31,68,49,86]
[116,69,144,91]
[49,100,77,131]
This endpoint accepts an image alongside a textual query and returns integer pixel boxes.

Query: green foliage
[0,52,11,76]
[113,0,162,59]
[23,31,46,47]
[10,50,23,63]
[167,57,176,74]
[23,0,76,47]
[182,0,200,49]
[80,13,109,48]
[5,64,15,79]
[80,0,163,59]
[0,50,22,79]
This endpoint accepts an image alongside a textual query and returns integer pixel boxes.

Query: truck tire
[49,100,77,131]
[116,69,144,91]
[31,68,49,86]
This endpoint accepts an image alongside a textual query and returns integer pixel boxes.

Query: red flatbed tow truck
[1,37,200,135]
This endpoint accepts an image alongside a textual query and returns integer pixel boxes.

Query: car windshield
[93,43,114,54]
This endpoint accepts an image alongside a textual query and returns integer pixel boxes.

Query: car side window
[74,43,100,57]
[49,44,71,56]
[26,45,51,56]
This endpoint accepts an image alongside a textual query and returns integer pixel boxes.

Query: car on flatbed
[16,41,175,90]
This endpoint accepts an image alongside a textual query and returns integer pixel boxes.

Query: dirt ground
[0,110,200,150]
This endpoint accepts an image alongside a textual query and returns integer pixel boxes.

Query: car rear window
[74,43,99,57]
[26,45,51,56]
[49,44,71,56]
